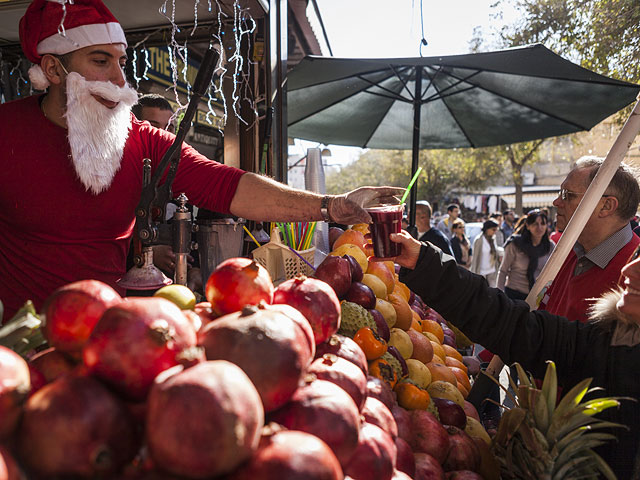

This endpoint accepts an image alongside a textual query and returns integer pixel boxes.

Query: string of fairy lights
[0,0,259,132]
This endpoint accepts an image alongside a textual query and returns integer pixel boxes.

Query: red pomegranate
[27,364,46,395]
[316,334,368,375]
[42,279,121,357]
[0,445,22,480]
[343,422,396,480]
[394,437,415,478]
[269,379,361,467]
[146,361,264,478]
[366,375,396,410]
[194,301,218,329]
[442,426,480,473]
[463,401,481,422]
[410,410,451,464]
[445,471,484,479]
[433,397,467,430]
[391,405,412,444]
[308,354,368,411]
[414,452,446,480]
[205,258,274,316]
[17,374,137,478]
[0,345,30,440]
[199,304,313,412]
[313,255,352,299]
[83,297,199,400]
[28,347,76,384]
[264,303,316,359]
[228,427,343,480]
[273,276,341,344]
[392,470,413,480]
[361,396,398,439]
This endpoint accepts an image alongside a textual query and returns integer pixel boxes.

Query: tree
[493,140,544,215]
[325,147,506,211]
[492,0,640,84]
[472,0,639,211]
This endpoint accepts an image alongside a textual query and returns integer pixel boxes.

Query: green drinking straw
[400,166,423,204]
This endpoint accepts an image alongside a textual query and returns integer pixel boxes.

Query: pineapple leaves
[492,362,625,480]
[541,360,557,424]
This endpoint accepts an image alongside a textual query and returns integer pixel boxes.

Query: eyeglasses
[557,188,586,201]
[557,188,615,202]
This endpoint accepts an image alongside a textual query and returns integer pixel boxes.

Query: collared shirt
[573,223,633,276]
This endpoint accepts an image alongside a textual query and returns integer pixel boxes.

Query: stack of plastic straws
[275,221,317,251]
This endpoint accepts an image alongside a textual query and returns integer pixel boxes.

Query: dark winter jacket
[399,243,640,479]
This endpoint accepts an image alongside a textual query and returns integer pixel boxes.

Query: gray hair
[574,156,640,220]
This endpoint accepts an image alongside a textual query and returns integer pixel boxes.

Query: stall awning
[502,192,560,209]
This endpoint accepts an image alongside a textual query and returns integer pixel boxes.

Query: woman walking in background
[497,210,555,300]
[470,219,501,287]
[450,219,472,268]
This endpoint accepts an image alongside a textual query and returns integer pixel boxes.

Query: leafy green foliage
[492,0,640,84]
[325,148,507,203]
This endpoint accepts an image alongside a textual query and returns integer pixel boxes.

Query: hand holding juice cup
[366,202,405,259]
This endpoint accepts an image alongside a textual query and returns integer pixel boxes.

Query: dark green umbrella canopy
[287,44,639,226]
[288,44,639,150]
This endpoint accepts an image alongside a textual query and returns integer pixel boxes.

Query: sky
[289,0,517,168]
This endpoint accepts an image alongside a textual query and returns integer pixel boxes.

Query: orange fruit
[457,381,469,399]
[367,261,395,296]
[411,310,422,327]
[351,223,370,235]
[422,331,439,343]
[426,362,458,387]
[388,292,413,330]
[450,366,471,392]
[445,356,468,374]
[442,344,463,362]
[394,282,411,303]
[410,316,422,332]
[383,261,396,276]
[333,229,366,253]
[421,319,444,344]
[430,341,446,363]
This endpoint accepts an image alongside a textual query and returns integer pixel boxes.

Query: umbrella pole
[409,66,422,229]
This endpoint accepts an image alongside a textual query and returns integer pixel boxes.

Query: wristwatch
[320,195,331,223]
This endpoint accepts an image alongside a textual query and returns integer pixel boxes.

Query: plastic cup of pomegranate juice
[366,204,404,259]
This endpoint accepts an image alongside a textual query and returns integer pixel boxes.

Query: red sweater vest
[540,234,640,322]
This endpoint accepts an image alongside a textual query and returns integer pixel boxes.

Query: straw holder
[252,227,315,283]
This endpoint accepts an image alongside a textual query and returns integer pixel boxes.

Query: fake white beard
[64,72,139,195]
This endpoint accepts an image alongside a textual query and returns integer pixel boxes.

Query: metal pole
[409,66,422,228]
[269,0,288,183]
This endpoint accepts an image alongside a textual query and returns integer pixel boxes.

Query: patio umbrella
[287,44,640,226]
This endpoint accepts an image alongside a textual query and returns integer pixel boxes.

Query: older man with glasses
[538,156,640,322]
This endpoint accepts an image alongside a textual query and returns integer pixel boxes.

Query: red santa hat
[19,0,127,90]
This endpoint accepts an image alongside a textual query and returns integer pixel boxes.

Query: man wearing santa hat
[0,0,403,321]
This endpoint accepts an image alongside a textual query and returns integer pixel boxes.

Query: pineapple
[489,361,628,480]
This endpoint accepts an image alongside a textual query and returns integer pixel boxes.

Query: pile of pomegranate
[0,235,497,479]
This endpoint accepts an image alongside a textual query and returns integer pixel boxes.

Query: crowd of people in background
[398,156,640,477]
[409,202,558,291]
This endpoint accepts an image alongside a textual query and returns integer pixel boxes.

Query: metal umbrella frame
[287,44,640,226]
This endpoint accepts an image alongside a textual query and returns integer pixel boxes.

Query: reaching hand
[381,230,421,269]
[328,186,405,225]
